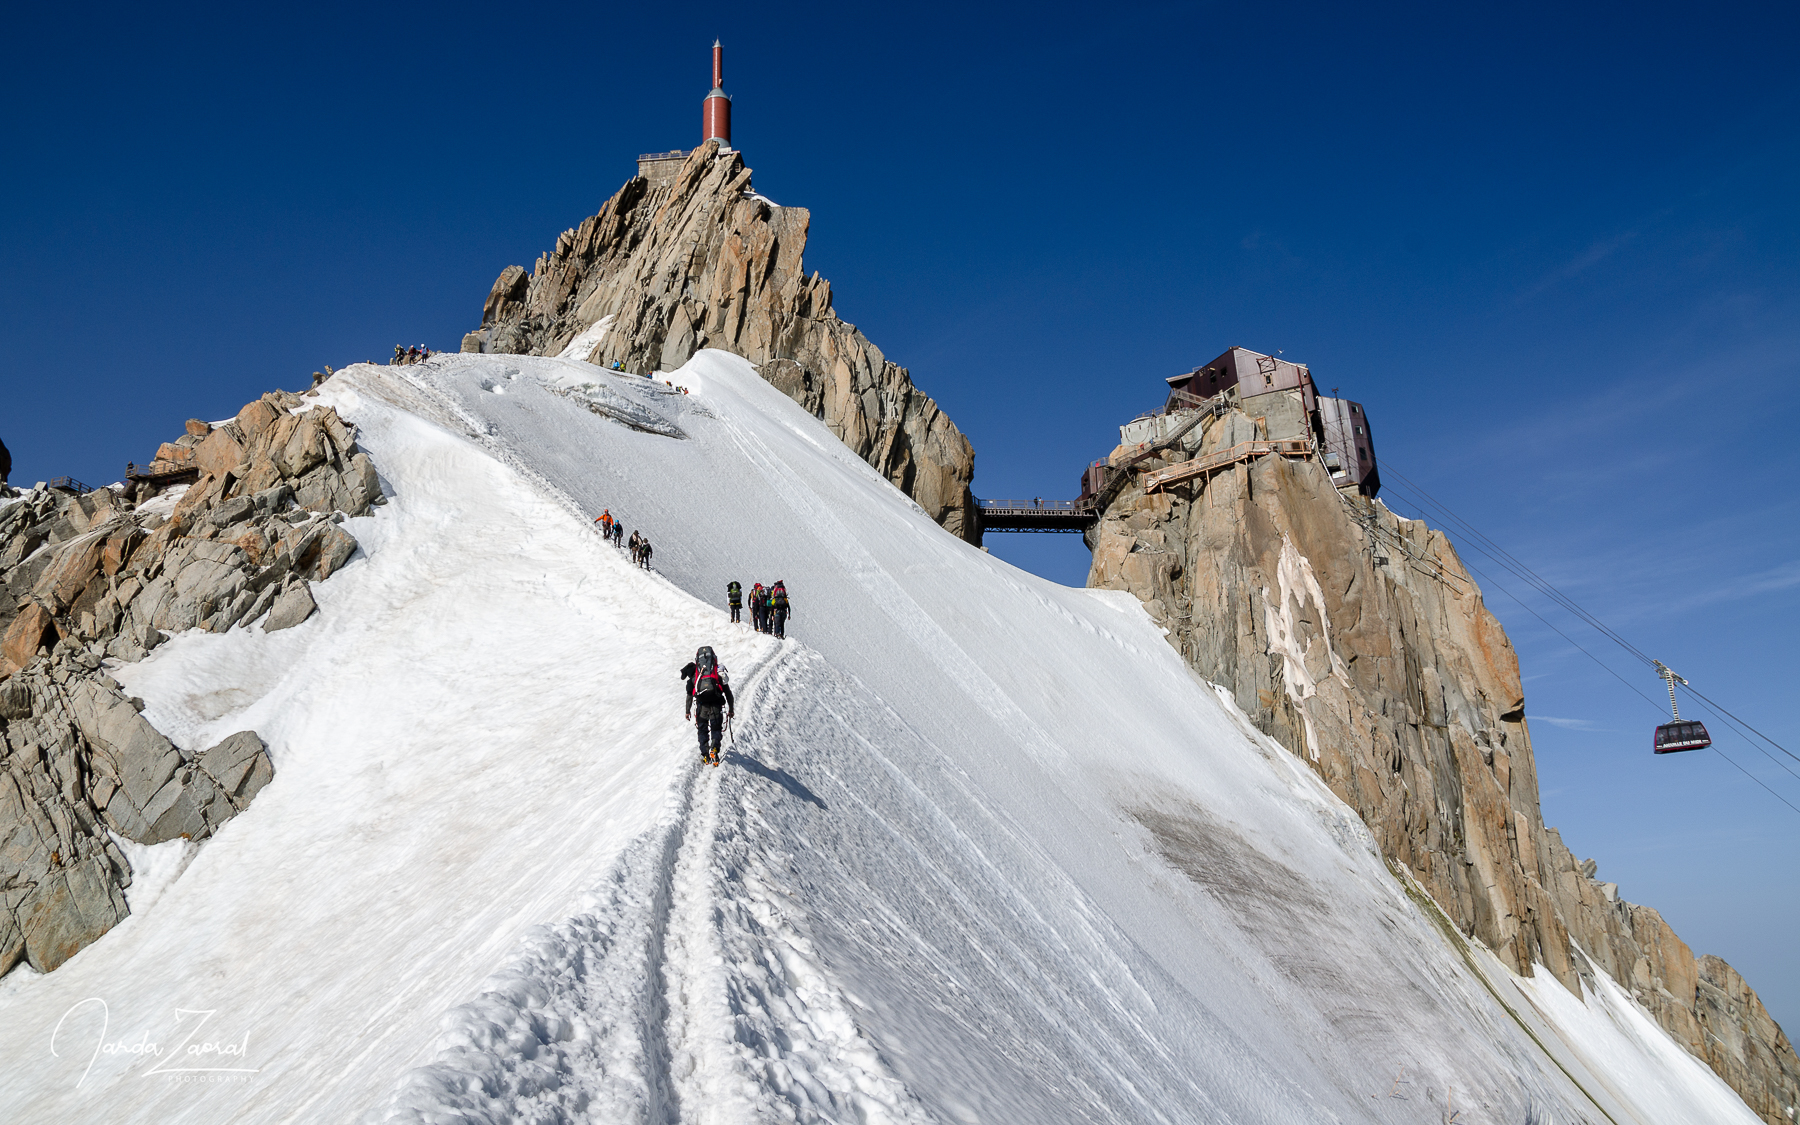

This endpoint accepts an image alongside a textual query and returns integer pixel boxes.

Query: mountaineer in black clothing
[681,646,735,766]
[727,580,742,624]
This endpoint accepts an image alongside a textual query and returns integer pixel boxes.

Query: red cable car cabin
[1653,721,1711,754]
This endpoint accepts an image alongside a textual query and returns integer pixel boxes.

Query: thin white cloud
[1516,229,1641,302]
[1651,560,1800,616]
[1531,715,1608,731]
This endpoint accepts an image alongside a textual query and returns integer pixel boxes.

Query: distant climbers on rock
[681,645,734,767]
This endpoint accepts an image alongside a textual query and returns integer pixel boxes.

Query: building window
[1359,446,1367,459]
[1356,426,1364,435]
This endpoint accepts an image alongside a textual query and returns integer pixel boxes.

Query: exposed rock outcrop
[0,646,273,973]
[1087,400,1800,1122]
[460,141,978,541]
[0,387,383,976]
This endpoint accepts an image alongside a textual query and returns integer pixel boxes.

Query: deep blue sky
[5,2,1796,1031]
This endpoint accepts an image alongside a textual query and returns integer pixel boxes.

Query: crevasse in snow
[0,351,1760,1125]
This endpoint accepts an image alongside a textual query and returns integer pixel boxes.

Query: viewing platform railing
[1141,438,1314,493]
[977,499,1090,514]
[974,497,1098,534]
[125,462,201,486]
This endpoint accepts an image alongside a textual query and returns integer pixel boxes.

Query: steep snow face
[0,352,1758,1125]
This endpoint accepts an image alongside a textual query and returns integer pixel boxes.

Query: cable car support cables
[1378,463,1658,670]
[1371,457,1800,817]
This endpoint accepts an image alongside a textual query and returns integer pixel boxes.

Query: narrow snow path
[662,653,937,1125]
[370,642,938,1125]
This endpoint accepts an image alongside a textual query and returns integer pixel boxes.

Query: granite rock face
[1087,400,1799,1122]
[0,645,275,974]
[0,387,383,977]
[460,141,978,541]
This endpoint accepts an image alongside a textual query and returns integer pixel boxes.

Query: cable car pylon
[1653,661,1712,754]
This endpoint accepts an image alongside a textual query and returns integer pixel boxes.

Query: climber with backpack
[749,582,766,632]
[769,580,792,639]
[727,580,742,624]
[596,509,613,537]
[681,646,735,766]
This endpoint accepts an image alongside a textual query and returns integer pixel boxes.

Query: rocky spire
[461,142,979,542]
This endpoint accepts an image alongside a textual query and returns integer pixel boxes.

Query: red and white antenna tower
[702,41,732,151]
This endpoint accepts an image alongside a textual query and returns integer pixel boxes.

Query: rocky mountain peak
[1086,391,1800,1123]
[461,140,979,541]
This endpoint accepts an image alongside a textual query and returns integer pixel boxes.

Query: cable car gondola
[1653,661,1711,754]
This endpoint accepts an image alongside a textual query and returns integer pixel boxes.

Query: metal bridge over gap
[974,498,1097,534]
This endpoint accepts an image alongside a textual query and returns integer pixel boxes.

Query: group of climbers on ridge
[734,580,790,638]
[592,508,634,555]
[681,583,793,764]
[590,508,791,768]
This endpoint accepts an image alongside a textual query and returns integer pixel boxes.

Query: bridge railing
[977,498,1089,513]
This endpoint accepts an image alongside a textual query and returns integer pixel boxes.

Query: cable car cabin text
[1653,721,1711,754]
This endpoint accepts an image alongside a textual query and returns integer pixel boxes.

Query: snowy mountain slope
[0,352,1758,1124]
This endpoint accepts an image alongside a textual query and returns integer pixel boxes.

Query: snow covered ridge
[0,351,1766,1123]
